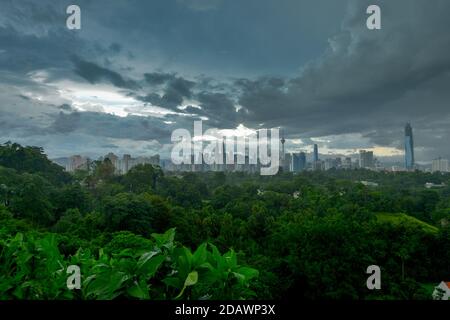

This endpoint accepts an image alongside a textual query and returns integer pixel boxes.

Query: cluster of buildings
[160,152,263,173]
[432,157,449,173]
[63,123,449,175]
[280,149,380,173]
[66,153,160,174]
[160,143,381,174]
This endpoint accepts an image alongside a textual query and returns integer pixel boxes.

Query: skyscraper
[313,144,319,162]
[359,150,374,168]
[292,152,306,172]
[280,133,287,170]
[284,153,292,172]
[405,123,415,170]
[280,135,286,159]
[121,154,131,174]
[343,157,352,169]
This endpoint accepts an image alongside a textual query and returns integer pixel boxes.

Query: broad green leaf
[192,243,207,268]
[137,250,160,269]
[127,280,149,299]
[137,255,165,278]
[184,270,198,287]
[175,271,198,299]
[162,277,181,289]
[224,250,237,269]
[151,228,175,250]
[236,267,259,280]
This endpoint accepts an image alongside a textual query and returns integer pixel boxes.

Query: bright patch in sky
[52,80,178,117]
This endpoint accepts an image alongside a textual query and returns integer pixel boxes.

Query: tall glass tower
[313,144,319,162]
[405,123,415,169]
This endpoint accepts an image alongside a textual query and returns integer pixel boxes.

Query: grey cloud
[138,92,182,110]
[231,0,450,160]
[177,0,222,11]
[18,94,30,100]
[72,56,140,90]
[50,112,81,134]
[102,144,119,149]
[196,92,238,127]
[46,110,195,145]
[169,77,195,98]
[144,72,176,85]
[58,104,74,111]
[109,43,122,54]
[1,0,450,161]
[138,74,196,110]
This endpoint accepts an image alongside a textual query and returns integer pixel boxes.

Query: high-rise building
[324,158,335,171]
[323,158,342,170]
[343,157,352,169]
[66,155,87,172]
[121,154,131,174]
[432,157,449,172]
[292,152,306,172]
[359,150,374,169]
[280,135,286,159]
[405,123,415,170]
[313,144,319,162]
[284,153,292,172]
[313,160,324,171]
[280,133,288,171]
[103,153,161,174]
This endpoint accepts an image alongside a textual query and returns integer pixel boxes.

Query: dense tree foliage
[0,143,449,300]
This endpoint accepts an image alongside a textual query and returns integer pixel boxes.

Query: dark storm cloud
[138,92,182,110]
[18,94,30,100]
[71,0,347,77]
[137,75,238,128]
[46,110,200,144]
[229,0,450,159]
[169,77,195,98]
[0,107,47,138]
[195,92,237,127]
[50,112,81,134]
[72,57,140,90]
[58,104,74,111]
[144,72,176,86]
[0,25,78,73]
[138,73,196,110]
[1,0,450,161]
[0,0,141,84]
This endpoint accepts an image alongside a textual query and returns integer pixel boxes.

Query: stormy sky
[0,0,449,163]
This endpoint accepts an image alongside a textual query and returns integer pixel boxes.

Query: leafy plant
[0,228,258,300]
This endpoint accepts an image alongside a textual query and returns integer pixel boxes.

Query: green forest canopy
[0,142,449,300]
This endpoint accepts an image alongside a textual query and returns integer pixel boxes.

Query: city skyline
[59,122,449,173]
[56,122,440,164]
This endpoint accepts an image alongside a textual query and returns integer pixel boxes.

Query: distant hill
[51,157,69,169]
